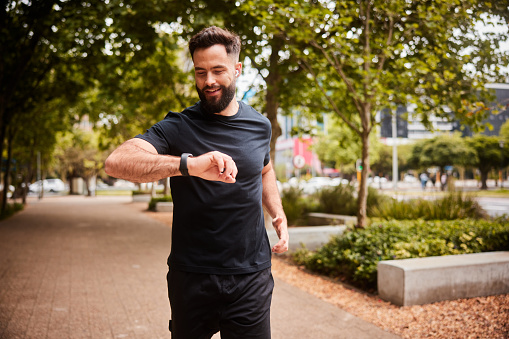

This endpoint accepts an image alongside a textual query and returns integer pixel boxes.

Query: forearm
[104,138,181,183]
[261,162,286,223]
[262,161,289,253]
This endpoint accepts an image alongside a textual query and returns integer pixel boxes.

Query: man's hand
[187,151,238,183]
[271,215,289,253]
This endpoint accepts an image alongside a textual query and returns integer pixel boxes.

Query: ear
[235,62,242,77]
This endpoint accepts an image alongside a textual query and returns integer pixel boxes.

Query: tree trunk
[480,169,488,190]
[151,181,156,197]
[0,122,5,204]
[265,36,283,164]
[1,130,14,215]
[164,177,170,196]
[357,130,370,228]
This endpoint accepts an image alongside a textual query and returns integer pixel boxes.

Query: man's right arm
[104,138,238,184]
[104,138,180,183]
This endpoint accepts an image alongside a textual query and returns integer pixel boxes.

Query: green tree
[270,0,508,226]
[91,32,198,148]
[54,129,108,196]
[467,135,505,189]
[1,0,189,208]
[370,143,415,180]
[410,133,477,190]
[501,119,509,145]
[313,116,383,176]
[163,0,323,163]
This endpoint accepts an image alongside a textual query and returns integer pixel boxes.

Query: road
[477,197,509,217]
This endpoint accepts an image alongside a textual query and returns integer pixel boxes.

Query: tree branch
[299,59,361,136]
[310,40,364,115]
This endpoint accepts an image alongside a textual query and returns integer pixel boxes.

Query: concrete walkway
[0,196,400,339]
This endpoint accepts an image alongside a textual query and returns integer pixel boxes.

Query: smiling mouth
[205,87,221,95]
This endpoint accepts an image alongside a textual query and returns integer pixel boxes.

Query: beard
[196,80,236,115]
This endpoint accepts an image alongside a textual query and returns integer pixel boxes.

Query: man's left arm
[262,161,289,253]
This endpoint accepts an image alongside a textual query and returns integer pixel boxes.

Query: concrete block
[307,213,357,226]
[267,225,346,252]
[155,202,173,212]
[132,194,151,202]
[378,251,509,306]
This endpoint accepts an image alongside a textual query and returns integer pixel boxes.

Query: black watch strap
[179,153,193,176]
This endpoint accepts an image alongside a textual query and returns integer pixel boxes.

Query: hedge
[148,195,172,211]
[293,217,509,290]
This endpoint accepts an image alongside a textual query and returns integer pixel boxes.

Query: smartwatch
[179,153,193,176]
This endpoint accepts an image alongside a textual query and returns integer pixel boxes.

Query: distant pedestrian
[441,173,447,191]
[420,172,429,190]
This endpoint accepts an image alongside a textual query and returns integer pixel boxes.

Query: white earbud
[235,70,239,76]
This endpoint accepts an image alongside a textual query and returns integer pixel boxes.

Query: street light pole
[392,114,398,191]
[500,140,505,189]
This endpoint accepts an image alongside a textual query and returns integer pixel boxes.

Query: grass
[474,188,509,197]
[95,190,133,196]
[382,188,509,198]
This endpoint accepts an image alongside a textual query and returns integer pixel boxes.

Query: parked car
[29,179,66,193]
[302,177,334,194]
[331,177,350,186]
[403,174,418,183]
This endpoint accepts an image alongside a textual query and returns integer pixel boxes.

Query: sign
[293,155,305,169]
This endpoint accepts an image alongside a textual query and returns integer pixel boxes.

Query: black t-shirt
[136,101,272,275]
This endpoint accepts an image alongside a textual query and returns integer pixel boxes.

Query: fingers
[271,216,289,253]
[272,238,289,253]
[212,152,237,182]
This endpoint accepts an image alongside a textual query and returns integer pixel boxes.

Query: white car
[302,177,333,194]
[29,179,66,193]
[403,174,418,183]
[331,177,349,186]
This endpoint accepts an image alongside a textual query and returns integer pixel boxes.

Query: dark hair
[189,26,241,61]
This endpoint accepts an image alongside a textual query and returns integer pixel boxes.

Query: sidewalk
[0,196,399,339]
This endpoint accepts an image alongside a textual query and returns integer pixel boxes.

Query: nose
[204,72,216,88]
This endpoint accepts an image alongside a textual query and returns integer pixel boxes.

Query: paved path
[0,196,399,339]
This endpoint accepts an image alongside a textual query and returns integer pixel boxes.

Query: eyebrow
[194,65,228,71]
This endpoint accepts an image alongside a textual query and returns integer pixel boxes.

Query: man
[105,26,289,339]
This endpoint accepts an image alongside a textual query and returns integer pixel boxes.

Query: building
[380,83,509,145]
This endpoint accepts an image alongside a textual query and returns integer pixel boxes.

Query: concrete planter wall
[155,202,173,212]
[132,194,152,202]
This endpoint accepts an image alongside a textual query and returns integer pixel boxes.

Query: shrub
[370,191,487,220]
[311,184,391,217]
[132,189,165,195]
[293,218,509,290]
[148,195,172,211]
[0,202,24,220]
[314,184,357,215]
[366,186,392,217]
[281,186,317,226]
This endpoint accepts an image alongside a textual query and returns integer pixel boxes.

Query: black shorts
[167,267,274,339]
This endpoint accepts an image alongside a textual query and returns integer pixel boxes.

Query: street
[477,197,509,217]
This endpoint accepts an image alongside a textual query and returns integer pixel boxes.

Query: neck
[216,98,239,117]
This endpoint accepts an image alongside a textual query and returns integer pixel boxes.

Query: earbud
[235,70,239,76]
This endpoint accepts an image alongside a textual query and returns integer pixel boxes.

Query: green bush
[293,217,509,290]
[370,191,488,220]
[313,184,357,215]
[281,186,318,226]
[148,195,172,211]
[366,186,393,217]
[0,202,24,220]
[309,184,391,217]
